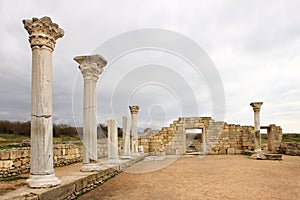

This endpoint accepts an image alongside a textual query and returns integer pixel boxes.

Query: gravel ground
[80,155,300,200]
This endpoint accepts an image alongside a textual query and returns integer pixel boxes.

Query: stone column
[23,16,63,188]
[121,116,132,159]
[129,105,140,154]
[250,102,263,152]
[106,119,121,164]
[74,55,107,171]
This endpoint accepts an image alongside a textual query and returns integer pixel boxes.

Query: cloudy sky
[0,0,299,132]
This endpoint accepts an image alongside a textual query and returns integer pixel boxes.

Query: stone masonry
[139,117,282,156]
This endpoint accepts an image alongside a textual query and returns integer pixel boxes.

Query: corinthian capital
[23,16,64,51]
[129,105,140,114]
[74,55,107,81]
[250,102,263,112]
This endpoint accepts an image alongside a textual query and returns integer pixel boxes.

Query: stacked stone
[0,148,30,177]
[269,124,283,151]
[278,142,300,156]
[206,121,225,155]
[53,144,82,167]
[241,126,255,151]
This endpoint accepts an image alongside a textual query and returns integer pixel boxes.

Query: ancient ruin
[15,16,293,197]
[129,105,140,155]
[23,16,64,188]
[74,55,107,171]
[139,115,282,156]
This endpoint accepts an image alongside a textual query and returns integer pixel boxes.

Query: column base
[121,155,133,160]
[131,152,141,157]
[254,148,262,153]
[81,163,102,172]
[27,174,61,188]
[104,159,121,164]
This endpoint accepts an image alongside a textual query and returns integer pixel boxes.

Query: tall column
[23,16,64,188]
[121,116,132,159]
[250,102,263,152]
[74,55,107,171]
[129,105,140,154]
[106,119,121,164]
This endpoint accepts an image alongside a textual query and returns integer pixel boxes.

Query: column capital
[250,102,263,112]
[129,105,140,114]
[74,55,107,81]
[23,16,64,51]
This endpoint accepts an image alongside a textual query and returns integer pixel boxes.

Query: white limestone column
[23,16,64,188]
[250,102,263,152]
[121,116,132,159]
[74,55,107,171]
[129,105,140,154]
[107,119,121,164]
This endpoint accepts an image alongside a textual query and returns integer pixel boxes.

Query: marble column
[107,119,121,164]
[129,105,140,154]
[23,16,64,188]
[250,102,263,152]
[121,116,132,159]
[74,55,107,171]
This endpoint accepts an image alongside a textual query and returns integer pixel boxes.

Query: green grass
[0,133,81,149]
[282,134,300,143]
[261,133,300,143]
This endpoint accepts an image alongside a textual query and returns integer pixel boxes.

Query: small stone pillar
[121,116,132,159]
[74,55,107,171]
[23,16,63,188]
[129,105,140,154]
[250,102,263,152]
[107,119,121,164]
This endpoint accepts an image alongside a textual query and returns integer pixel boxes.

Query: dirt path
[80,155,300,200]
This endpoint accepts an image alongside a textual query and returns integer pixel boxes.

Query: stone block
[227,148,236,155]
[0,150,10,160]
[0,160,13,169]
[10,150,18,160]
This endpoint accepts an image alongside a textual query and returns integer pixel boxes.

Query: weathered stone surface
[74,54,106,165]
[106,119,120,164]
[129,105,140,154]
[23,16,64,188]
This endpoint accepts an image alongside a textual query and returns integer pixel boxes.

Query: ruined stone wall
[278,143,300,156]
[0,144,83,177]
[142,117,282,156]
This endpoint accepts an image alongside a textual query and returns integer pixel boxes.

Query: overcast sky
[0,0,299,133]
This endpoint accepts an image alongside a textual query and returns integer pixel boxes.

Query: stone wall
[140,117,283,156]
[0,143,82,177]
[278,142,300,156]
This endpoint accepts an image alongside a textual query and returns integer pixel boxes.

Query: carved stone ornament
[23,16,64,51]
[74,55,107,81]
[250,102,263,112]
[129,105,140,114]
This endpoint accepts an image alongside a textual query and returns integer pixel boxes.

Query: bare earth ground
[80,155,300,200]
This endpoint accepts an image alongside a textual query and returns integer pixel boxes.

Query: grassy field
[261,133,300,144]
[0,133,81,149]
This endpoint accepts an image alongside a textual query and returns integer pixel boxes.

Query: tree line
[0,120,78,137]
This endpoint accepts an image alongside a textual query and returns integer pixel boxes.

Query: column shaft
[74,55,107,167]
[107,119,120,163]
[250,102,263,151]
[23,16,64,188]
[122,116,131,156]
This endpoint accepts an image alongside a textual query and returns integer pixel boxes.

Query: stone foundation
[278,142,300,156]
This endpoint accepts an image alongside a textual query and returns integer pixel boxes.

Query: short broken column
[250,102,263,152]
[74,55,107,171]
[23,16,64,187]
[129,105,140,155]
[121,116,132,159]
[107,119,121,164]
